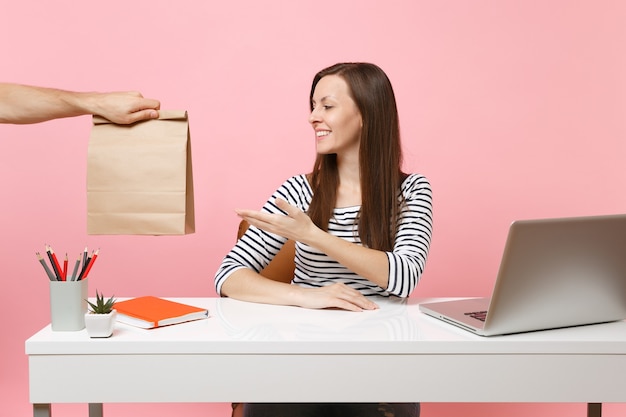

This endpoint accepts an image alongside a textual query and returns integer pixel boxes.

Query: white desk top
[26,297,626,356]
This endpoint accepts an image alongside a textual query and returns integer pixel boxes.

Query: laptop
[419,214,626,336]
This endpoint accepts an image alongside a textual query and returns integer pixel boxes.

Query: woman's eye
[323,105,333,110]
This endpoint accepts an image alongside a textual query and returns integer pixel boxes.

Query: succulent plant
[86,290,116,314]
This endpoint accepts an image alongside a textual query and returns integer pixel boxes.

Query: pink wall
[2,1,625,416]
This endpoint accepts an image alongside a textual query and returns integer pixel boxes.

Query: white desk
[26,297,626,417]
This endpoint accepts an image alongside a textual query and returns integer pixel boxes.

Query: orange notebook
[113,296,209,329]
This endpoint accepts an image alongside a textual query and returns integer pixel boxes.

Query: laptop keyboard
[465,311,488,322]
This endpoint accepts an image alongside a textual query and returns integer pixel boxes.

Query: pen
[70,253,81,281]
[36,252,56,281]
[45,245,63,281]
[81,249,99,279]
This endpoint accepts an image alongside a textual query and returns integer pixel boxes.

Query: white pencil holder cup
[49,280,88,331]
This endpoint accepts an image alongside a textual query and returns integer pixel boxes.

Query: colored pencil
[36,252,56,281]
[63,253,68,280]
[81,249,99,279]
[45,245,63,281]
[80,246,89,276]
[70,253,81,281]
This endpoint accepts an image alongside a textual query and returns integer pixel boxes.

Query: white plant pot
[84,310,117,338]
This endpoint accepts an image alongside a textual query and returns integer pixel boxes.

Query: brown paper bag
[87,110,195,235]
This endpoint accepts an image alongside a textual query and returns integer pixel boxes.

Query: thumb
[129,109,159,123]
[275,198,292,214]
[275,198,305,219]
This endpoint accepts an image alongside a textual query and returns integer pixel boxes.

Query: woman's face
[309,75,362,157]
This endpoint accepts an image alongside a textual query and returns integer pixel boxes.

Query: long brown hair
[307,63,406,251]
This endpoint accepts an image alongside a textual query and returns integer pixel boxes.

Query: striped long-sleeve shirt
[214,173,433,298]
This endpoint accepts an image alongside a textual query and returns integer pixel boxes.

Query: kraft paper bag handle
[92,110,188,125]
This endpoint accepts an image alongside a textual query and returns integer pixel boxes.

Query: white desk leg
[89,403,103,417]
[33,404,51,417]
[587,403,602,417]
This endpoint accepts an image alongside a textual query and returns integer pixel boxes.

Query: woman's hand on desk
[291,283,379,312]
[223,270,378,312]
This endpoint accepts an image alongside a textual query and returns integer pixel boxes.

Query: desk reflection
[215,296,422,341]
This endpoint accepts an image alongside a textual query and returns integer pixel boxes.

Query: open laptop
[419,214,626,336]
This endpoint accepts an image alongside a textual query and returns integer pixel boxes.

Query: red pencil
[63,253,68,280]
[81,249,99,279]
[46,245,64,281]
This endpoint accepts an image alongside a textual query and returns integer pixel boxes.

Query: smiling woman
[309,74,363,160]
[214,62,433,417]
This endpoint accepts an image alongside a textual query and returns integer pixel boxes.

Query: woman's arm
[236,199,391,287]
[220,267,378,312]
[214,176,379,311]
[236,174,433,298]
[215,216,378,311]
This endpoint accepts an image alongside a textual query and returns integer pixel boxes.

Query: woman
[214,62,433,417]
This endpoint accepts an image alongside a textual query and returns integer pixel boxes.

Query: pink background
[2,1,625,416]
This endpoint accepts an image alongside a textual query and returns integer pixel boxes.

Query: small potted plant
[84,290,117,338]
